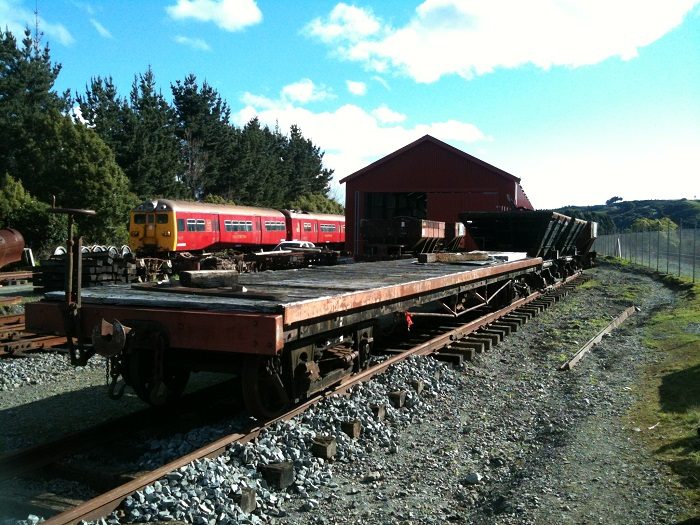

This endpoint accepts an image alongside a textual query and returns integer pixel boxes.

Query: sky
[2,0,699,209]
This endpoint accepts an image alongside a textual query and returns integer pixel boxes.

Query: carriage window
[156,214,169,224]
[320,224,337,232]
[196,219,206,232]
[133,214,146,225]
[186,219,197,232]
[224,220,233,232]
[264,221,285,231]
[303,222,312,232]
[245,221,253,232]
[177,219,185,232]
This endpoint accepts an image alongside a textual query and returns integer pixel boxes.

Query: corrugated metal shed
[340,135,534,255]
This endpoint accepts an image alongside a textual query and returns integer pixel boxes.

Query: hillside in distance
[552,199,700,234]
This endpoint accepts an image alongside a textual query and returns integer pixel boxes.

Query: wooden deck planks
[45,258,543,325]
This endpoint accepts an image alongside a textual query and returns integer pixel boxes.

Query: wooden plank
[180,270,239,288]
[560,306,637,370]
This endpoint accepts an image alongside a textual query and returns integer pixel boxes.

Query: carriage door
[143,213,157,247]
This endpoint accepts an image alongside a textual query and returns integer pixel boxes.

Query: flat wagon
[26,256,545,416]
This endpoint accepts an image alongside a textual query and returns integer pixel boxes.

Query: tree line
[0,28,342,255]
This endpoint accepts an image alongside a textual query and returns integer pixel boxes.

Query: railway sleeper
[466,333,495,351]
[458,337,487,353]
[445,343,476,361]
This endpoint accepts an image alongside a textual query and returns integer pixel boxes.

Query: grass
[619,261,700,515]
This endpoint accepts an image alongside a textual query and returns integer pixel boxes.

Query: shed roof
[339,134,521,185]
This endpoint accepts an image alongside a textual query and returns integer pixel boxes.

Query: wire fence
[594,220,698,283]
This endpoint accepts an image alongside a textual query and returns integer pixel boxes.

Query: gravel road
[1,263,694,524]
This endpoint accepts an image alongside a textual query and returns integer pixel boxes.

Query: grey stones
[363,470,384,482]
[464,472,483,485]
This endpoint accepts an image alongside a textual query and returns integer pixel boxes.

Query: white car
[273,241,317,251]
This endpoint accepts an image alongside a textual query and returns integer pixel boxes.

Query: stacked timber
[33,248,148,292]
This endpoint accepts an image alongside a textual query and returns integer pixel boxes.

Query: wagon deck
[27,256,541,355]
[50,257,539,319]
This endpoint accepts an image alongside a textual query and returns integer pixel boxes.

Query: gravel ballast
[2,263,693,524]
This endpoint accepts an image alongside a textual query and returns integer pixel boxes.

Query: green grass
[626,272,700,514]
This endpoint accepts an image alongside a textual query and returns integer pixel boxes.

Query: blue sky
[2,0,699,209]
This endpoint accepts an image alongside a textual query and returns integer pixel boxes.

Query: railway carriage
[282,210,345,246]
[129,199,345,255]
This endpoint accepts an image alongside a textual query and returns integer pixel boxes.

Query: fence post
[666,221,670,274]
[678,218,683,277]
[693,221,697,283]
[648,227,651,268]
[656,228,660,272]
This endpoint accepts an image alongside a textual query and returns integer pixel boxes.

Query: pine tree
[172,74,235,199]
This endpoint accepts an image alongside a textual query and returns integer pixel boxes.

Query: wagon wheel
[125,331,189,406]
[241,355,290,419]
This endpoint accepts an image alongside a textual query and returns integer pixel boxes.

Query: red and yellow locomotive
[128,199,345,254]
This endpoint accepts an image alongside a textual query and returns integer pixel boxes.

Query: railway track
[3,272,584,525]
[0,314,67,357]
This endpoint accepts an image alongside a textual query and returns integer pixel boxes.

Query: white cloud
[0,0,74,46]
[233,88,488,199]
[90,18,112,39]
[371,104,406,123]
[306,3,382,42]
[174,35,212,51]
[346,80,367,95]
[307,0,700,83]
[166,0,262,32]
[281,79,333,104]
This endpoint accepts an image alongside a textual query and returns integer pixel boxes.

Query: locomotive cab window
[133,214,146,225]
[156,214,169,224]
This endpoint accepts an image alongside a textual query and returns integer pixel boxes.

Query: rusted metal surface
[1,333,67,357]
[26,301,284,355]
[0,313,23,326]
[0,296,21,307]
[0,313,68,357]
[0,270,33,284]
[0,228,24,270]
[560,305,637,370]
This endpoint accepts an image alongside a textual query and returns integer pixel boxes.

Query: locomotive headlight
[162,231,172,237]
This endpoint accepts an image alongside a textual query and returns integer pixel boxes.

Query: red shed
[340,135,533,255]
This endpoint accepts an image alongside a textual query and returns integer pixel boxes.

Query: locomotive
[128,199,345,254]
